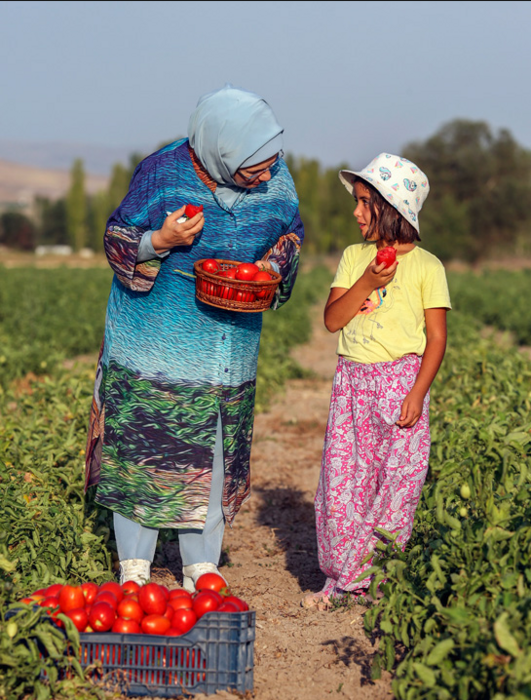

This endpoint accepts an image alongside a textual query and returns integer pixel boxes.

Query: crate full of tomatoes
[194,258,281,312]
[18,573,254,696]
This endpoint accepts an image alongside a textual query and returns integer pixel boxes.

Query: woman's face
[233,153,279,189]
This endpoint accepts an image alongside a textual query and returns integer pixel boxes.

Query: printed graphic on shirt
[346,279,399,346]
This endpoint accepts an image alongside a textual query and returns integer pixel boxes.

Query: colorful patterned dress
[85,139,304,530]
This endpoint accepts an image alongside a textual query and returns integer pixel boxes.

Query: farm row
[0,265,530,698]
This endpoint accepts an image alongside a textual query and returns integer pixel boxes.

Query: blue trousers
[113,414,225,567]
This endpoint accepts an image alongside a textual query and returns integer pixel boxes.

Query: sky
[2,0,531,174]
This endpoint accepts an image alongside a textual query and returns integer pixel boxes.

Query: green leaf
[494,612,521,657]
[426,638,455,665]
[413,662,436,687]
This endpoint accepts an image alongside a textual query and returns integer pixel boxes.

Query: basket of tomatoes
[13,574,254,696]
[194,258,281,312]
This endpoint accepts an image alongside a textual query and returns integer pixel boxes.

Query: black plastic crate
[79,611,255,697]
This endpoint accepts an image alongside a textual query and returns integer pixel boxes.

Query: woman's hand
[396,388,425,429]
[151,207,205,253]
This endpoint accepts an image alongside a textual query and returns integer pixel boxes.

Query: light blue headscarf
[188,84,284,208]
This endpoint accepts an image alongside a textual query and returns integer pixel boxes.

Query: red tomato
[112,617,141,634]
[223,595,249,611]
[117,598,144,624]
[252,270,273,298]
[171,608,197,634]
[99,581,124,603]
[89,602,116,632]
[159,585,170,601]
[184,203,203,219]
[81,582,99,605]
[195,573,227,593]
[168,596,193,611]
[168,588,192,601]
[45,584,63,597]
[376,246,397,268]
[138,583,167,615]
[94,591,119,610]
[39,596,60,609]
[202,259,220,274]
[65,607,89,632]
[192,590,223,618]
[166,627,183,636]
[235,262,260,281]
[218,267,237,279]
[21,594,44,604]
[141,614,171,635]
[121,580,140,596]
[58,585,85,613]
[217,601,240,612]
[234,290,256,303]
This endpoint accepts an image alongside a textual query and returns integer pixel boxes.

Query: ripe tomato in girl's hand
[376,246,397,268]
[202,259,220,274]
[235,262,260,281]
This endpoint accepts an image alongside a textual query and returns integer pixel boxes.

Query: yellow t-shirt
[331,243,452,364]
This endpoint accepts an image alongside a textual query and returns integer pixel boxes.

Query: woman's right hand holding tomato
[151,206,205,253]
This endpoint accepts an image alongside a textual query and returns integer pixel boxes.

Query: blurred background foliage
[1,118,530,263]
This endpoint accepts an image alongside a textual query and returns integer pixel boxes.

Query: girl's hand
[151,207,205,253]
[396,388,424,429]
[362,258,398,290]
[255,260,273,271]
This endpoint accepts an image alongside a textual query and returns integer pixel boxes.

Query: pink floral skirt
[314,354,431,595]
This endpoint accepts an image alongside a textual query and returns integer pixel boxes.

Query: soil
[151,302,394,700]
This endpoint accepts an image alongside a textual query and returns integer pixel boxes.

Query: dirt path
[153,302,394,700]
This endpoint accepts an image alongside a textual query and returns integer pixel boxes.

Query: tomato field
[0,261,530,699]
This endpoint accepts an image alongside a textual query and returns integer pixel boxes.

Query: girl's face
[353,181,378,240]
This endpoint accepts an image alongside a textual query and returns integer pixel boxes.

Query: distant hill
[0,158,109,210]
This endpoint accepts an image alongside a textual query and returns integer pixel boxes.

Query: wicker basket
[194,259,281,312]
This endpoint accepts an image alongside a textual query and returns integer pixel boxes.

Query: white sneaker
[119,558,151,586]
[182,562,227,593]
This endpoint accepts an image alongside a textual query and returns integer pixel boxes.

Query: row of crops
[1,262,530,698]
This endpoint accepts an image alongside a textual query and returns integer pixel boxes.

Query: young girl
[303,153,451,608]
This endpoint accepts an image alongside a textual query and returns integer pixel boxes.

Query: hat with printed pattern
[339,153,430,233]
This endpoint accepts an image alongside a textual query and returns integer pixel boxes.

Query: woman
[85,85,305,591]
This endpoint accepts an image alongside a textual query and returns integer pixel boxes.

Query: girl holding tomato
[85,85,304,591]
[303,154,451,608]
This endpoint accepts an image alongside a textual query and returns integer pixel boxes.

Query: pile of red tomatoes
[199,259,274,302]
[20,573,249,636]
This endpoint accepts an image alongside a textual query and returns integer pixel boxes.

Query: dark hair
[353,177,421,244]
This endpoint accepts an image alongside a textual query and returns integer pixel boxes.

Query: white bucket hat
[339,153,430,233]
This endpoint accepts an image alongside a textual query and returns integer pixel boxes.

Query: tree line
[1,119,530,262]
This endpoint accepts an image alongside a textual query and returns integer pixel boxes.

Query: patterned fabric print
[315,354,431,593]
[85,139,304,530]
